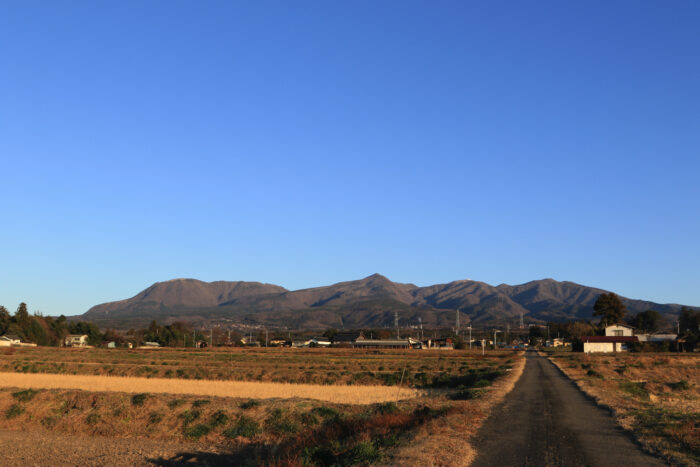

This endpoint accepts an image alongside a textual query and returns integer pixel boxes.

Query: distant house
[332,332,363,347]
[0,335,22,347]
[310,337,332,347]
[546,338,568,348]
[269,338,290,347]
[292,338,312,348]
[106,341,117,349]
[422,337,454,350]
[582,336,638,353]
[65,334,89,347]
[605,323,634,337]
[353,338,412,349]
[136,341,161,349]
[239,337,259,347]
[636,333,677,343]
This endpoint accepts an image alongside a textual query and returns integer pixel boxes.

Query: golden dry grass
[548,352,700,464]
[0,372,418,404]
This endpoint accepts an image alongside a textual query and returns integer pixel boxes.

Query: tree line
[0,303,102,346]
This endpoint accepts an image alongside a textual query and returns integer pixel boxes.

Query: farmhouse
[0,335,22,347]
[583,336,638,353]
[268,338,289,347]
[292,338,312,348]
[422,337,454,350]
[332,332,363,347]
[636,333,677,343]
[64,334,89,347]
[605,323,634,337]
[353,338,413,349]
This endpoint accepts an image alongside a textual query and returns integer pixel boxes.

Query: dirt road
[471,351,665,466]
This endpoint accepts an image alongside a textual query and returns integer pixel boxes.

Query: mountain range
[81,274,695,330]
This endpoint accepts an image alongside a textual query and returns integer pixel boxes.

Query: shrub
[619,382,649,400]
[178,409,201,426]
[346,441,381,464]
[12,389,41,402]
[265,409,298,434]
[209,410,228,428]
[41,416,57,428]
[149,411,164,424]
[311,406,341,419]
[240,399,260,410]
[131,393,148,406]
[167,399,185,409]
[586,369,603,379]
[667,380,690,391]
[223,415,261,438]
[300,412,318,426]
[375,402,399,415]
[5,404,24,419]
[449,389,485,400]
[86,413,101,425]
[192,399,211,408]
[184,423,211,439]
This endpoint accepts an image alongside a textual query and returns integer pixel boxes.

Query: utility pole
[265,329,268,347]
[455,309,460,336]
[193,330,196,348]
[481,339,485,356]
[394,311,399,339]
[493,330,501,350]
[210,328,213,348]
[468,325,472,350]
[418,317,423,340]
[506,324,510,346]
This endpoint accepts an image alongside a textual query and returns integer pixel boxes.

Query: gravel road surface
[471,351,665,466]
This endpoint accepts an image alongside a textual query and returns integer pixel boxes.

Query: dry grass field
[548,352,700,465]
[0,372,417,404]
[0,347,524,466]
[0,346,499,387]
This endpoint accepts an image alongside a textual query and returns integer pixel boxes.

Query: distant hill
[81,274,696,330]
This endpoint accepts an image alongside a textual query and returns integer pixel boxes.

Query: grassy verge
[548,353,699,465]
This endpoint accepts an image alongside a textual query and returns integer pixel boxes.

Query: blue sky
[1,1,699,316]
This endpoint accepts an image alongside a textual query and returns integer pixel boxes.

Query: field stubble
[0,347,523,465]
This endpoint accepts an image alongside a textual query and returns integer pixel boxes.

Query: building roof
[353,339,410,346]
[605,323,635,329]
[332,332,362,342]
[584,336,638,343]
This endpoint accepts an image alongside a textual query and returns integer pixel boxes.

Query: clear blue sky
[1,1,699,316]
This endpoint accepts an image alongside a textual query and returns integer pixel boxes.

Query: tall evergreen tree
[592,293,626,326]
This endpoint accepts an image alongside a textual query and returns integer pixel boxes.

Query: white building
[604,323,634,337]
[0,335,21,347]
[64,334,89,347]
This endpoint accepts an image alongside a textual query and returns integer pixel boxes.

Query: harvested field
[0,346,505,387]
[0,372,417,404]
[548,352,700,465]
[0,347,524,465]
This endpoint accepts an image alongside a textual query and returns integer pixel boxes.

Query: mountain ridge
[81,274,697,330]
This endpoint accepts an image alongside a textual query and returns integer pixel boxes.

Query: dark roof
[584,336,638,343]
[332,332,362,342]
